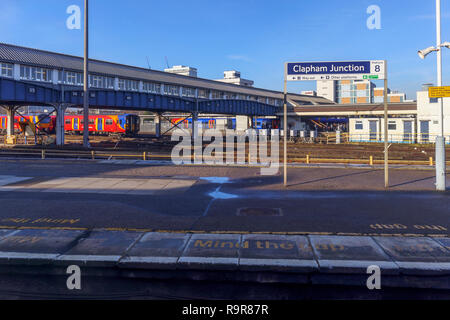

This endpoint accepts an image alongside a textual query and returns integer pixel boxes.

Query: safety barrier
[348,133,450,145]
[0,149,448,167]
[293,155,444,166]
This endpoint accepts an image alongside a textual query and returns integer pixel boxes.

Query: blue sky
[1,0,450,99]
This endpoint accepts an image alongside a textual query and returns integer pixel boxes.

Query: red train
[64,114,140,135]
[0,114,140,136]
[0,114,55,133]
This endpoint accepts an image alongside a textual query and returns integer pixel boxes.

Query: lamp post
[83,0,90,148]
[418,0,447,191]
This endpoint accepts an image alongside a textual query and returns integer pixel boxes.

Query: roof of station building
[280,102,417,116]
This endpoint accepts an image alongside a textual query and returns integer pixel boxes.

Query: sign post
[283,60,388,187]
[283,63,288,186]
[428,85,447,191]
[383,64,389,189]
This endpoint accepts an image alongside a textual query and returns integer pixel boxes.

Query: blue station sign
[286,60,385,81]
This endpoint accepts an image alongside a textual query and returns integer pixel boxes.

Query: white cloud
[409,12,450,20]
[226,54,252,62]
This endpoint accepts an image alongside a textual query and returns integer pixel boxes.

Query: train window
[106,119,113,125]
[38,115,50,124]
[143,119,154,124]
[65,119,71,124]
[355,121,363,130]
[89,119,94,124]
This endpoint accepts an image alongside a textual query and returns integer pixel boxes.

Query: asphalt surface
[0,159,448,236]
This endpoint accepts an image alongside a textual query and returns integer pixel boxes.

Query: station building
[317,79,408,105]
[0,43,449,144]
[344,85,450,144]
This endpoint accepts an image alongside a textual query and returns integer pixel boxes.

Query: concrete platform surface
[0,159,448,238]
[0,228,447,290]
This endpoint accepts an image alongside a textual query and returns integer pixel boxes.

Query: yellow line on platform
[0,225,447,238]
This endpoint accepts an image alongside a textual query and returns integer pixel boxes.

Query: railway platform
[0,228,448,299]
[0,158,448,298]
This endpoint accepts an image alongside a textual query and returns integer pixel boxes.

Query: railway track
[1,134,449,163]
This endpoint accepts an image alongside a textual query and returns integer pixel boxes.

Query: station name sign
[286,60,386,81]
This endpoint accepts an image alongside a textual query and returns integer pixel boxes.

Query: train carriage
[64,114,140,136]
[0,114,56,134]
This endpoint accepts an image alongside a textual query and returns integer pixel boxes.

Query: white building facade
[349,117,416,143]
[348,89,450,144]
[416,90,450,143]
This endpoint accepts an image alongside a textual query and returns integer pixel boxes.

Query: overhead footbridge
[0,42,332,145]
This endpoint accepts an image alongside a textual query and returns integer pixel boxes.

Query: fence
[347,133,450,145]
[1,148,449,167]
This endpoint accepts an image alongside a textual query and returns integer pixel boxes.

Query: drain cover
[237,207,283,217]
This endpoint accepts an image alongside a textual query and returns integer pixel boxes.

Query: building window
[198,89,209,99]
[20,65,52,82]
[90,75,104,88]
[211,91,225,99]
[388,121,396,130]
[430,98,438,103]
[0,63,13,78]
[198,89,208,98]
[106,77,115,89]
[88,75,115,89]
[118,79,125,90]
[355,121,363,130]
[143,82,161,93]
[58,71,83,86]
[182,87,196,97]
[164,84,180,96]
[118,79,139,91]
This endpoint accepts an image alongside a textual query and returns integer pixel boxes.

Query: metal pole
[436,0,446,191]
[283,63,288,187]
[83,0,90,148]
[383,62,389,189]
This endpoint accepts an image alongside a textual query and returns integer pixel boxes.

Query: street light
[417,0,446,191]
[418,46,439,59]
[440,41,450,49]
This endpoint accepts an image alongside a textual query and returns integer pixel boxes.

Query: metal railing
[347,133,450,145]
[0,148,449,168]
